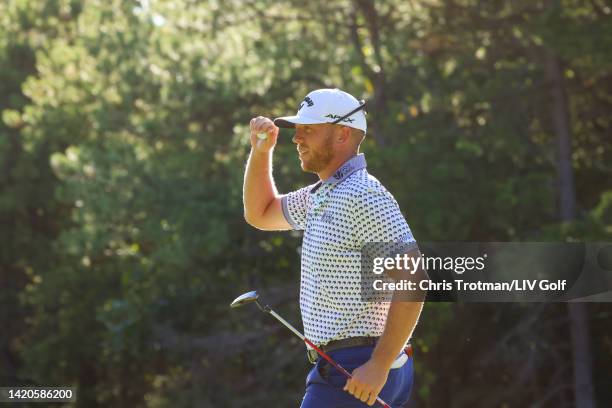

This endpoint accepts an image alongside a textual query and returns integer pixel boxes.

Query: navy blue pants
[300,346,414,408]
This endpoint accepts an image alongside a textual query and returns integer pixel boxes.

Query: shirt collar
[322,153,367,186]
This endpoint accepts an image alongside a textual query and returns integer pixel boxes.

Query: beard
[299,134,335,173]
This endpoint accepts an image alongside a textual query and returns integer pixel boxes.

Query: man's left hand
[343,359,389,406]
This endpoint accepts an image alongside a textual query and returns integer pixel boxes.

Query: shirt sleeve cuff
[281,195,300,230]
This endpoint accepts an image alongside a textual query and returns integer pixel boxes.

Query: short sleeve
[281,184,315,230]
[351,189,416,246]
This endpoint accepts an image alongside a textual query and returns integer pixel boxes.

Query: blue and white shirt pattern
[281,154,416,346]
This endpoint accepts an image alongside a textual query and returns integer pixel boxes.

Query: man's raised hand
[249,116,280,153]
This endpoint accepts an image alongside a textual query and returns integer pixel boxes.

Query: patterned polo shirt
[281,153,417,346]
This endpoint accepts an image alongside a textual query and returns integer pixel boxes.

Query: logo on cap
[325,114,355,123]
[299,96,314,110]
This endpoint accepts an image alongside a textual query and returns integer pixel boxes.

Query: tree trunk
[568,302,596,408]
[350,0,387,146]
[546,52,576,222]
[544,48,596,408]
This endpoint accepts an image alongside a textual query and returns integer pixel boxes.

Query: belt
[307,336,413,365]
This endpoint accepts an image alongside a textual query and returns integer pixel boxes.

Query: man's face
[292,124,336,173]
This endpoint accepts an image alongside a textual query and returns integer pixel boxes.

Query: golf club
[230,290,392,408]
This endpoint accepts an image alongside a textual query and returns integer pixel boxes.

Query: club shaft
[268,309,305,340]
[266,308,391,408]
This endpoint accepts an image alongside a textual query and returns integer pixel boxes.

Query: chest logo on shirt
[320,211,335,224]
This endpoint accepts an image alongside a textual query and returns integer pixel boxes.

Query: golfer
[243,88,424,407]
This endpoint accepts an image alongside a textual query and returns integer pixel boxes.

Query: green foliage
[1,0,611,407]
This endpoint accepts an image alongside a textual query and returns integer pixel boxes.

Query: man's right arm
[243,116,291,231]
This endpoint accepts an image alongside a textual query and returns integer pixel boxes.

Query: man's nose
[292,132,303,144]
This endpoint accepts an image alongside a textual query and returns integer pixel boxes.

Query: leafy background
[1,0,611,407]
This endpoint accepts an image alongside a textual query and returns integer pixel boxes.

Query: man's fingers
[250,116,276,134]
[344,378,373,404]
[343,378,357,394]
[367,393,377,406]
[260,126,275,135]
[358,389,371,403]
[250,117,265,132]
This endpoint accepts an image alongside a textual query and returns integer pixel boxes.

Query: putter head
[230,290,260,308]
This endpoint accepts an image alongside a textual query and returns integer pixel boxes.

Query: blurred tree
[0,0,610,407]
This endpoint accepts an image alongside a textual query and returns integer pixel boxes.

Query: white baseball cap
[274,88,367,133]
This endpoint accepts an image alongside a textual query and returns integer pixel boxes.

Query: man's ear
[338,126,351,143]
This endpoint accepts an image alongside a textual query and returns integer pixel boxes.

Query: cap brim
[273,115,325,129]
